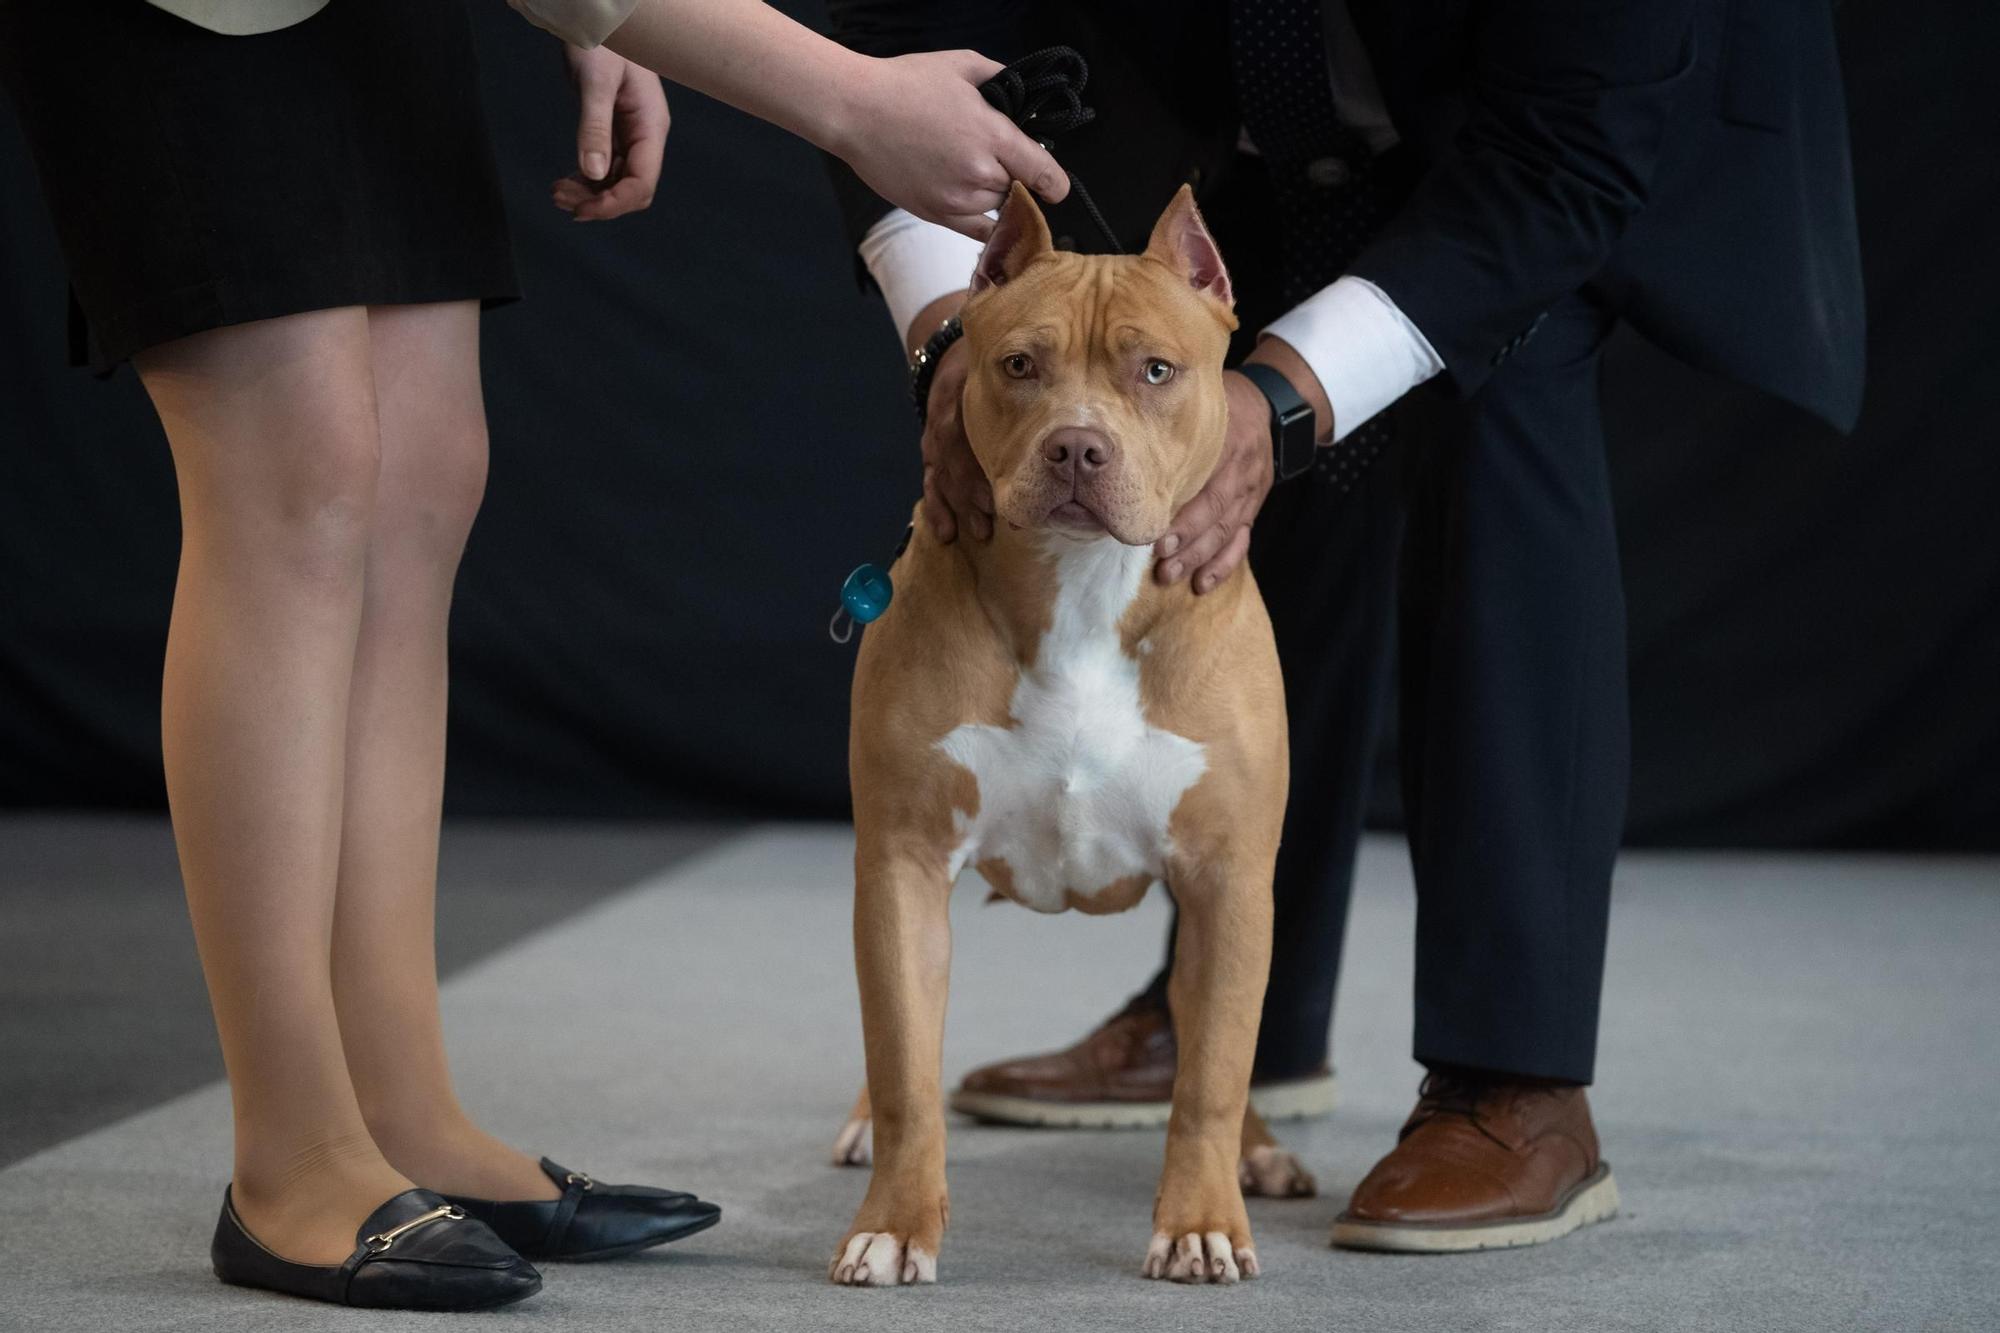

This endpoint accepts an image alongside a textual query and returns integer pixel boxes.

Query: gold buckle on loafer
[364,1203,466,1253]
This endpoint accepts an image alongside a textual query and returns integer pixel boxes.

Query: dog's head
[958,183,1237,546]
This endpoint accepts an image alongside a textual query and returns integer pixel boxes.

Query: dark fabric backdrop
[1,3,1994,848]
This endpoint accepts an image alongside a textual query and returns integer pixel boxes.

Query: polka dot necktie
[1231,0,1400,493]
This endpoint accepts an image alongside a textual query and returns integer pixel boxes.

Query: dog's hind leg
[832,1085,873,1166]
[1239,1106,1317,1198]
[829,846,953,1286]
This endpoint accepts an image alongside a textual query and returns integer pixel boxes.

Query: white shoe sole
[1330,1164,1620,1254]
[947,1073,1338,1129]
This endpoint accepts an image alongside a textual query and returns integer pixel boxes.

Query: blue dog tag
[829,523,915,644]
[842,563,894,624]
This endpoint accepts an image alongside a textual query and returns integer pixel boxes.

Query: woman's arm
[511,0,1066,239]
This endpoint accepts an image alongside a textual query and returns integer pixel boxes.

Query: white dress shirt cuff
[859,208,987,349]
[1263,276,1444,442]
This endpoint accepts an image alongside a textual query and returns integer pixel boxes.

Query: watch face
[1278,423,1316,481]
[1238,363,1315,481]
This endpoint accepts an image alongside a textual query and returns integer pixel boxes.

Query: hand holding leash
[832,51,1071,240]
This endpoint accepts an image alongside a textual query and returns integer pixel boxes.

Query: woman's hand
[824,51,1070,241]
[598,5,1066,238]
[552,44,670,221]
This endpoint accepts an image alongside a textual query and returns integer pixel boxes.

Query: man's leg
[1335,291,1625,1252]
[1241,447,1407,1084]
[1402,295,1626,1082]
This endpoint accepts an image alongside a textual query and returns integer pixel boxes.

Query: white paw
[1239,1143,1318,1198]
[1142,1231,1257,1285]
[831,1116,873,1167]
[830,1232,935,1286]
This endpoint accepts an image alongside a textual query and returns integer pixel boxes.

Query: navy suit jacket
[824,0,1865,430]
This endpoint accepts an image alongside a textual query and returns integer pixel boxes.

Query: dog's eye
[1143,359,1176,385]
[1002,353,1035,379]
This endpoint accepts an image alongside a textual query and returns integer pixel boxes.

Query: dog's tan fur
[832,185,1289,1287]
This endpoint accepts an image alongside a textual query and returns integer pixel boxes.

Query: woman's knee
[375,416,489,566]
[275,423,385,559]
[142,309,386,588]
[362,300,490,567]
[205,422,383,593]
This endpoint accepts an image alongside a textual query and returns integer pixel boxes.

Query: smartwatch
[1237,362,1317,482]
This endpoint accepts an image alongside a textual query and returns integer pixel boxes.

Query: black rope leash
[979,46,1123,254]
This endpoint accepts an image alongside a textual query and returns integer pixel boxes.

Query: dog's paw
[1239,1143,1317,1198]
[1143,1231,1258,1284]
[830,1231,936,1286]
[831,1115,873,1167]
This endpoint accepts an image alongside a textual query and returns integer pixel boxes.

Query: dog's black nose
[1042,428,1114,473]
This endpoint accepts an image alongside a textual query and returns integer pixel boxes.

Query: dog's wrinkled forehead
[966,253,1225,370]
[960,182,1237,360]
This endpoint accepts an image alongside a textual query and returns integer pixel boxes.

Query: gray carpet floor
[2,825,1995,1331]
[0,816,735,1165]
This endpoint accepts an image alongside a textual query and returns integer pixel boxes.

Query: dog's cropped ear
[1144,184,1233,308]
[970,182,1055,294]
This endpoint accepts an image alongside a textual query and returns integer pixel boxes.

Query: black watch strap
[909,316,964,426]
[1237,362,1317,482]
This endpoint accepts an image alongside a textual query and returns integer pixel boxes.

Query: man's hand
[1152,370,1276,593]
[552,45,670,221]
[920,337,995,543]
[1157,337,1335,592]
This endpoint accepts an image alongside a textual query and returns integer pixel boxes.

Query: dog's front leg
[1145,849,1274,1284]
[829,845,952,1286]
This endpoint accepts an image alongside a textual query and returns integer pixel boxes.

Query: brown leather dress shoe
[1332,1071,1619,1253]
[948,995,1337,1128]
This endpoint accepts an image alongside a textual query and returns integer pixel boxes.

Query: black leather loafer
[444,1157,721,1262]
[211,1186,542,1310]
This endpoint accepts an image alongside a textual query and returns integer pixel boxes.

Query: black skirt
[0,0,519,369]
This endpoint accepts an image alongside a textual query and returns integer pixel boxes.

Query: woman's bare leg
[137,309,414,1265]
[330,301,555,1202]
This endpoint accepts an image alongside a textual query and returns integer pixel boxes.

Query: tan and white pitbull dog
[829,183,1301,1288]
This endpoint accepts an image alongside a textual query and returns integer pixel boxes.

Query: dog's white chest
[937,540,1206,913]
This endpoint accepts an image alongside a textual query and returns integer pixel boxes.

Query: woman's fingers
[572,51,621,180]
[950,50,1005,83]
[836,49,1072,240]
[614,67,670,195]
[934,211,996,241]
[995,133,1069,204]
[554,58,669,222]
[570,174,649,221]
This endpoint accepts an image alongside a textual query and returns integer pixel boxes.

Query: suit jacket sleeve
[820,1,1032,257]
[1347,0,1697,398]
